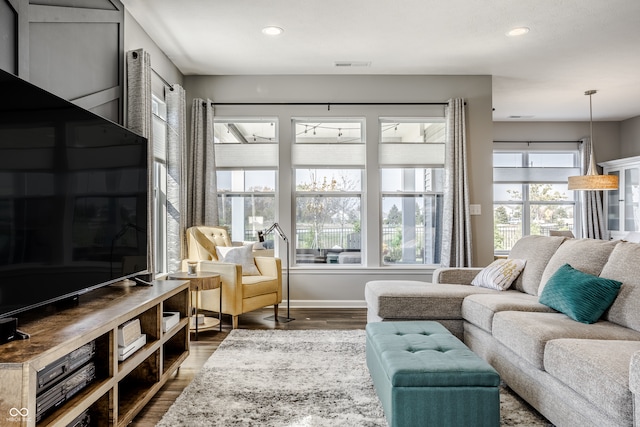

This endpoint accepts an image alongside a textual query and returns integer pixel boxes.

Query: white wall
[184,75,493,306]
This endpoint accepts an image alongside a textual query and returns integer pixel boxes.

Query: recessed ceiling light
[262,26,284,36]
[507,27,530,37]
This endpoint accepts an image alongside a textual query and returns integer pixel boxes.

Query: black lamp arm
[258,222,289,242]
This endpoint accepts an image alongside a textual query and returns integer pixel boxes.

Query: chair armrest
[432,267,483,285]
[183,259,243,302]
[630,350,640,395]
[254,256,282,278]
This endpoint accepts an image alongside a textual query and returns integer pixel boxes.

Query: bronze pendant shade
[567,90,619,191]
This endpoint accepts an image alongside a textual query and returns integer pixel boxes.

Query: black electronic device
[36,361,96,422]
[0,69,149,321]
[37,341,96,392]
[0,317,17,343]
[67,409,91,427]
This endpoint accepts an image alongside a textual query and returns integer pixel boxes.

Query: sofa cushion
[601,241,640,332]
[539,263,622,324]
[544,339,640,425]
[471,258,526,291]
[491,311,640,370]
[538,238,619,294]
[433,267,484,285]
[461,291,554,333]
[507,235,567,296]
[631,350,640,395]
[365,280,496,320]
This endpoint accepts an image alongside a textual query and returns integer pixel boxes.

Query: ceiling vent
[334,61,371,68]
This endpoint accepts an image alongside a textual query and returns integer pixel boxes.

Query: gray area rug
[157,329,551,426]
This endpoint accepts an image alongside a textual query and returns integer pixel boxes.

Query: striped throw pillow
[471,258,526,291]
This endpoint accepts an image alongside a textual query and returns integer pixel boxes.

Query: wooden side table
[167,272,222,339]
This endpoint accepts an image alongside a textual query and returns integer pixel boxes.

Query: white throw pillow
[215,245,261,276]
[471,258,526,291]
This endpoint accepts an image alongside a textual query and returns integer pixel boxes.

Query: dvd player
[36,362,96,422]
[37,341,95,393]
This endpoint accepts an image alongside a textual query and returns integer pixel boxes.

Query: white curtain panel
[441,98,473,267]
[126,48,155,277]
[189,99,219,227]
[580,137,607,239]
[166,84,187,271]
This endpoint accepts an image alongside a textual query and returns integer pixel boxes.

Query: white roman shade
[494,167,581,183]
[214,144,278,168]
[493,142,580,183]
[152,95,167,161]
[379,143,444,167]
[292,143,365,167]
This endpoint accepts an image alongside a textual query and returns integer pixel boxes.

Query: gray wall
[621,116,640,158]
[0,2,185,121]
[1,0,125,123]
[494,121,622,164]
[0,0,17,74]
[184,74,493,306]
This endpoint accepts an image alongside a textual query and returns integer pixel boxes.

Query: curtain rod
[152,68,171,88]
[203,101,454,111]
[493,140,582,144]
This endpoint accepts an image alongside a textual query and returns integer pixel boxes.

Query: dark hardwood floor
[130,307,368,426]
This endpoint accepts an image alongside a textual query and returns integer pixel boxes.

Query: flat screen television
[0,68,149,319]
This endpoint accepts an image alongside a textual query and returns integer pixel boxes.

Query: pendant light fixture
[567,90,619,191]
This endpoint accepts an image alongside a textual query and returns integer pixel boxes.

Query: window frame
[216,168,278,243]
[379,117,446,266]
[151,94,167,275]
[212,117,280,243]
[493,143,581,255]
[292,117,366,267]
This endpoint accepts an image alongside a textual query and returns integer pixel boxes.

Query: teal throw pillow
[539,263,622,324]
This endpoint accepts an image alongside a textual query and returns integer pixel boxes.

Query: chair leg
[232,315,239,329]
[274,304,279,320]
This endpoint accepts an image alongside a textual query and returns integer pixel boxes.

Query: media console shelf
[0,280,190,427]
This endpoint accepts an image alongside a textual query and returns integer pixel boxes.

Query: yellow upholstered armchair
[183,226,282,329]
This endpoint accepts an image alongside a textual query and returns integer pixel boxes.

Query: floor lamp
[259,223,294,323]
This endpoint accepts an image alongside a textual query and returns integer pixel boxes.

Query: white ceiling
[122,0,640,122]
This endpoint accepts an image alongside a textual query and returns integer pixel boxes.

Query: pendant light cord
[585,90,597,176]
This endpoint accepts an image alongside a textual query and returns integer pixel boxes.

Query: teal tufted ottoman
[366,321,500,427]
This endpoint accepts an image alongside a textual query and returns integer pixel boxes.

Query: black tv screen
[0,69,148,318]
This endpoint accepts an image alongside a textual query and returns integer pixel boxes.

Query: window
[293,119,365,265]
[213,118,278,242]
[217,170,276,242]
[493,143,580,252]
[151,95,167,274]
[380,119,445,265]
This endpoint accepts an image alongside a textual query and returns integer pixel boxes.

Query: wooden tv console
[0,280,190,427]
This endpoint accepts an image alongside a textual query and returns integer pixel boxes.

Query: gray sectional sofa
[365,235,640,426]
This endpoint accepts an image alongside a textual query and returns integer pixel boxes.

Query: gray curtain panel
[580,137,607,239]
[166,84,187,271]
[126,48,155,277]
[441,98,473,267]
[188,98,219,227]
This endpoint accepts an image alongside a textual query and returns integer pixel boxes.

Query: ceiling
[122,0,640,122]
